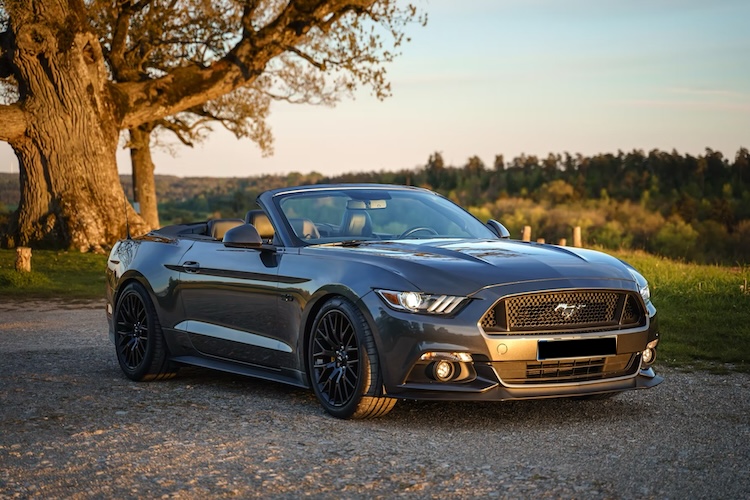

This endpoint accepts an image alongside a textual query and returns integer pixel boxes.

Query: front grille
[494,353,639,385]
[481,290,645,333]
[480,308,496,330]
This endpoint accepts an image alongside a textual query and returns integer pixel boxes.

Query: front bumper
[360,280,662,402]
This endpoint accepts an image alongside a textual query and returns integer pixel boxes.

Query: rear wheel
[114,282,178,381]
[309,297,396,419]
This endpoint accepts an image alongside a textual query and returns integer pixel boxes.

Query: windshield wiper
[320,239,365,247]
[340,239,366,247]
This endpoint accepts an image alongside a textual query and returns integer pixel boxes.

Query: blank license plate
[538,337,617,360]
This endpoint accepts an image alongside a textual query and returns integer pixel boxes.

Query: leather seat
[244,210,275,240]
[340,210,373,237]
[289,218,320,240]
[207,219,244,240]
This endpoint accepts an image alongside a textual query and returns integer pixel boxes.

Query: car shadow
[161,366,659,427]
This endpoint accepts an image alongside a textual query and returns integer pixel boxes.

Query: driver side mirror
[486,219,510,239]
[223,224,263,249]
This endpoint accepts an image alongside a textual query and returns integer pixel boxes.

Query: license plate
[538,337,617,360]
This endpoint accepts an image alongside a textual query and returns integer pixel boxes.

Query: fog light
[433,360,455,381]
[642,347,656,366]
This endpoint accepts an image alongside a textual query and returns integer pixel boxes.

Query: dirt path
[1,303,748,498]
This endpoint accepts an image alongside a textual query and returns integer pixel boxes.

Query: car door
[174,239,292,368]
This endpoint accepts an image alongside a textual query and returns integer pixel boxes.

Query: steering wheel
[399,226,439,238]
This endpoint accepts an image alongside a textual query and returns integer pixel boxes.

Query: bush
[652,217,699,260]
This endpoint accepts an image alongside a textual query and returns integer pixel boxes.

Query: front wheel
[114,282,178,381]
[308,297,396,419]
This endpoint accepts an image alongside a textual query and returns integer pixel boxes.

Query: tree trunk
[129,126,160,229]
[1,1,149,252]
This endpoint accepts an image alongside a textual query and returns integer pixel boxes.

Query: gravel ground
[1,301,748,499]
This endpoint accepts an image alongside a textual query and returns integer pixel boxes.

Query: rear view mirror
[346,199,387,210]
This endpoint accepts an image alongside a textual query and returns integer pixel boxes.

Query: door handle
[182,261,201,273]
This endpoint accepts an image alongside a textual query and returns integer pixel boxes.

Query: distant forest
[1,147,749,264]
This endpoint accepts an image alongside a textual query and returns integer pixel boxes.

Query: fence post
[573,226,582,247]
[536,238,545,244]
[558,238,567,246]
[15,247,32,273]
[522,226,531,242]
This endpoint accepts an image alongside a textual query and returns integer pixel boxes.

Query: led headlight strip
[376,290,467,315]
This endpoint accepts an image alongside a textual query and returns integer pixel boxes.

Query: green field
[0,249,108,301]
[1,248,748,372]
[612,250,750,372]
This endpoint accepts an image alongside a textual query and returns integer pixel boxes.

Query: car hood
[310,239,636,296]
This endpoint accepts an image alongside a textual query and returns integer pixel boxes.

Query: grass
[1,248,749,372]
[613,249,750,373]
[0,249,108,301]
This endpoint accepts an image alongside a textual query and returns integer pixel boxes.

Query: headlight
[639,283,651,303]
[625,268,651,304]
[376,290,467,315]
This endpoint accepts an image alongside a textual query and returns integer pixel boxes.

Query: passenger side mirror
[486,219,511,239]
[222,224,263,249]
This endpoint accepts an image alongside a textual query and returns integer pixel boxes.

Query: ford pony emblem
[555,303,587,320]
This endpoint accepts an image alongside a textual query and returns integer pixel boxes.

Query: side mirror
[223,224,263,249]
[486,219,510,239]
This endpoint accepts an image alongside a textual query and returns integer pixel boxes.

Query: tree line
[6,146,744,264]
[325,148,750,264]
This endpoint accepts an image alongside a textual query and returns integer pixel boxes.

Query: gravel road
[1,301,748,499]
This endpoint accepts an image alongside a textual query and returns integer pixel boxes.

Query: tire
[308,297,396,419]
[114,282,178,381]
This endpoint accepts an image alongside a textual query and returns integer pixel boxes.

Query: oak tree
[0,0,419,251]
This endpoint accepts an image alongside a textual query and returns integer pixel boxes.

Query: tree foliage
[0,0,421,251]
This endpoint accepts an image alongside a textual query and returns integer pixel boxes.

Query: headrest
[341,210,372,237]
[244,210,275,239]
[207,219,244,240]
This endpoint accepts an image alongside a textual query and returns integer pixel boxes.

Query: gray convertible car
[106,184,662,419]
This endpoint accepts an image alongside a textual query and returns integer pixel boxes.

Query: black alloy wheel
[309,297,396,419]
[114,282,177,381]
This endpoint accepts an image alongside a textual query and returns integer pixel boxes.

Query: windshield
[275,187,496,244]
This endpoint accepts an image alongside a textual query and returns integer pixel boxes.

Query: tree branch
[283,45,326,70]
[0,103,28,142]
[117,0,376,129]
[155,117,200,147]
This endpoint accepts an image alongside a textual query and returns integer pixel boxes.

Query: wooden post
[522,226,531,242]
[15,247,32,273]
[536,238,545,244]
[573,226,582,247]
[558,238,567,246]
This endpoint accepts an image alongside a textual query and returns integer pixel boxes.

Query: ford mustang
[106,184,662,419]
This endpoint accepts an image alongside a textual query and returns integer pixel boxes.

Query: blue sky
[1,0,749,177]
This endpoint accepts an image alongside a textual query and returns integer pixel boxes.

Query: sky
[1,0,749,178]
